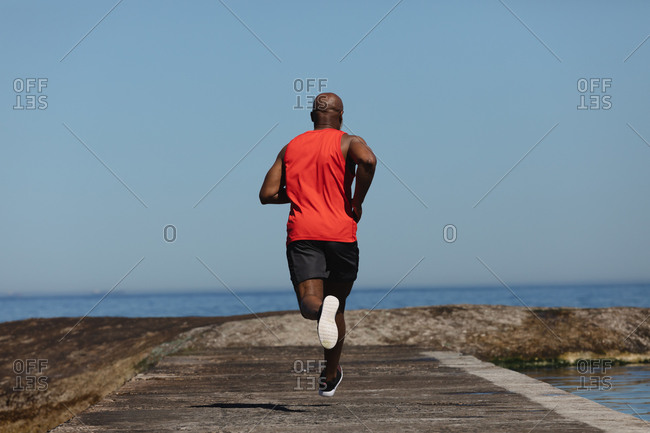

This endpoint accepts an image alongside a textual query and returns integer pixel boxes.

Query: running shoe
[319,365,343,397]
[317,295,339,349]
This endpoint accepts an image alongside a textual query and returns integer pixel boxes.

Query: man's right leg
[322,281,353,381]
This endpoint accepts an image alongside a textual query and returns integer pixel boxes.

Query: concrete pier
[51,345,648,432]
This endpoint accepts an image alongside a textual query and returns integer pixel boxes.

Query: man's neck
[313,123,340,130]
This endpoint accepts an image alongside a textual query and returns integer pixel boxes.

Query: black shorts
[286,240,359,286]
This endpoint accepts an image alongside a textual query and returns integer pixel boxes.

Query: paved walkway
[51,346,648,432]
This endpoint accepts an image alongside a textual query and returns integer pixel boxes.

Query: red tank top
[284,129,357,244]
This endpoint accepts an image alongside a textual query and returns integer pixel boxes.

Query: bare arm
[347,136,377,221]
[259,146,290,205]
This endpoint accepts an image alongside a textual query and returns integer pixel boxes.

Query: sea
[1,283,649,421]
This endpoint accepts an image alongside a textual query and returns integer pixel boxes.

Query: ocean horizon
[2,282,649,324]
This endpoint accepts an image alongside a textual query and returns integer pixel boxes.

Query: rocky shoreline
[178,305,650,366]
[2,305,649,433]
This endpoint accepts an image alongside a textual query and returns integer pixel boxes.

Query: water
[520,364,650,422]
[2,283,649,323]
[1,283,649,421]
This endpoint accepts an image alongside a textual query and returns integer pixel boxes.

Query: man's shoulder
[286,130,313,148]
[340,133,367,149]
[344,134,365,142]
[286,131,309,150]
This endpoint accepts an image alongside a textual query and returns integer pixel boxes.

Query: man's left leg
[294,278,324,320]
[294,279,342,351]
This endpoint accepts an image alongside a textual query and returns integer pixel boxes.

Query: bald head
[311,92,344,130]
[312,92,343,113]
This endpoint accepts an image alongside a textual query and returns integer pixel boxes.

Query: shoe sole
[319,366,343,397]
[318,296,339,350]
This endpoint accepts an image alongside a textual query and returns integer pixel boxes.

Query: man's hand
[346,136,376,222]
[351,203,362,223]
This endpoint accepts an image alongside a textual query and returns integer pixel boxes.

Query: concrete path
[51,346,648,432]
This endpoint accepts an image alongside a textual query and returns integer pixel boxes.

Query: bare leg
[294,279,324,320]
[323,281,353,381]
[294,279,354,381]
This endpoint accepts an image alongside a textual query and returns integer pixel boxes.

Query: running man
[259,92,376,397]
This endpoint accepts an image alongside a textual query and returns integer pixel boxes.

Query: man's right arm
[259,146,290,205]
[347,136,377,222]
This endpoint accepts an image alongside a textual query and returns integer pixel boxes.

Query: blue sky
[1,0,649,295]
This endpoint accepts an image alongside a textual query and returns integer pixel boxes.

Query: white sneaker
[317,295,339,349]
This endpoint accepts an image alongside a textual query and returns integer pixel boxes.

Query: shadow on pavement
[190,402,331,412]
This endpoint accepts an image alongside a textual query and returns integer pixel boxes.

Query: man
[259,92,376,397]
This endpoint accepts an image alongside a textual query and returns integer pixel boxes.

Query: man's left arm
[259,146,290,204]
